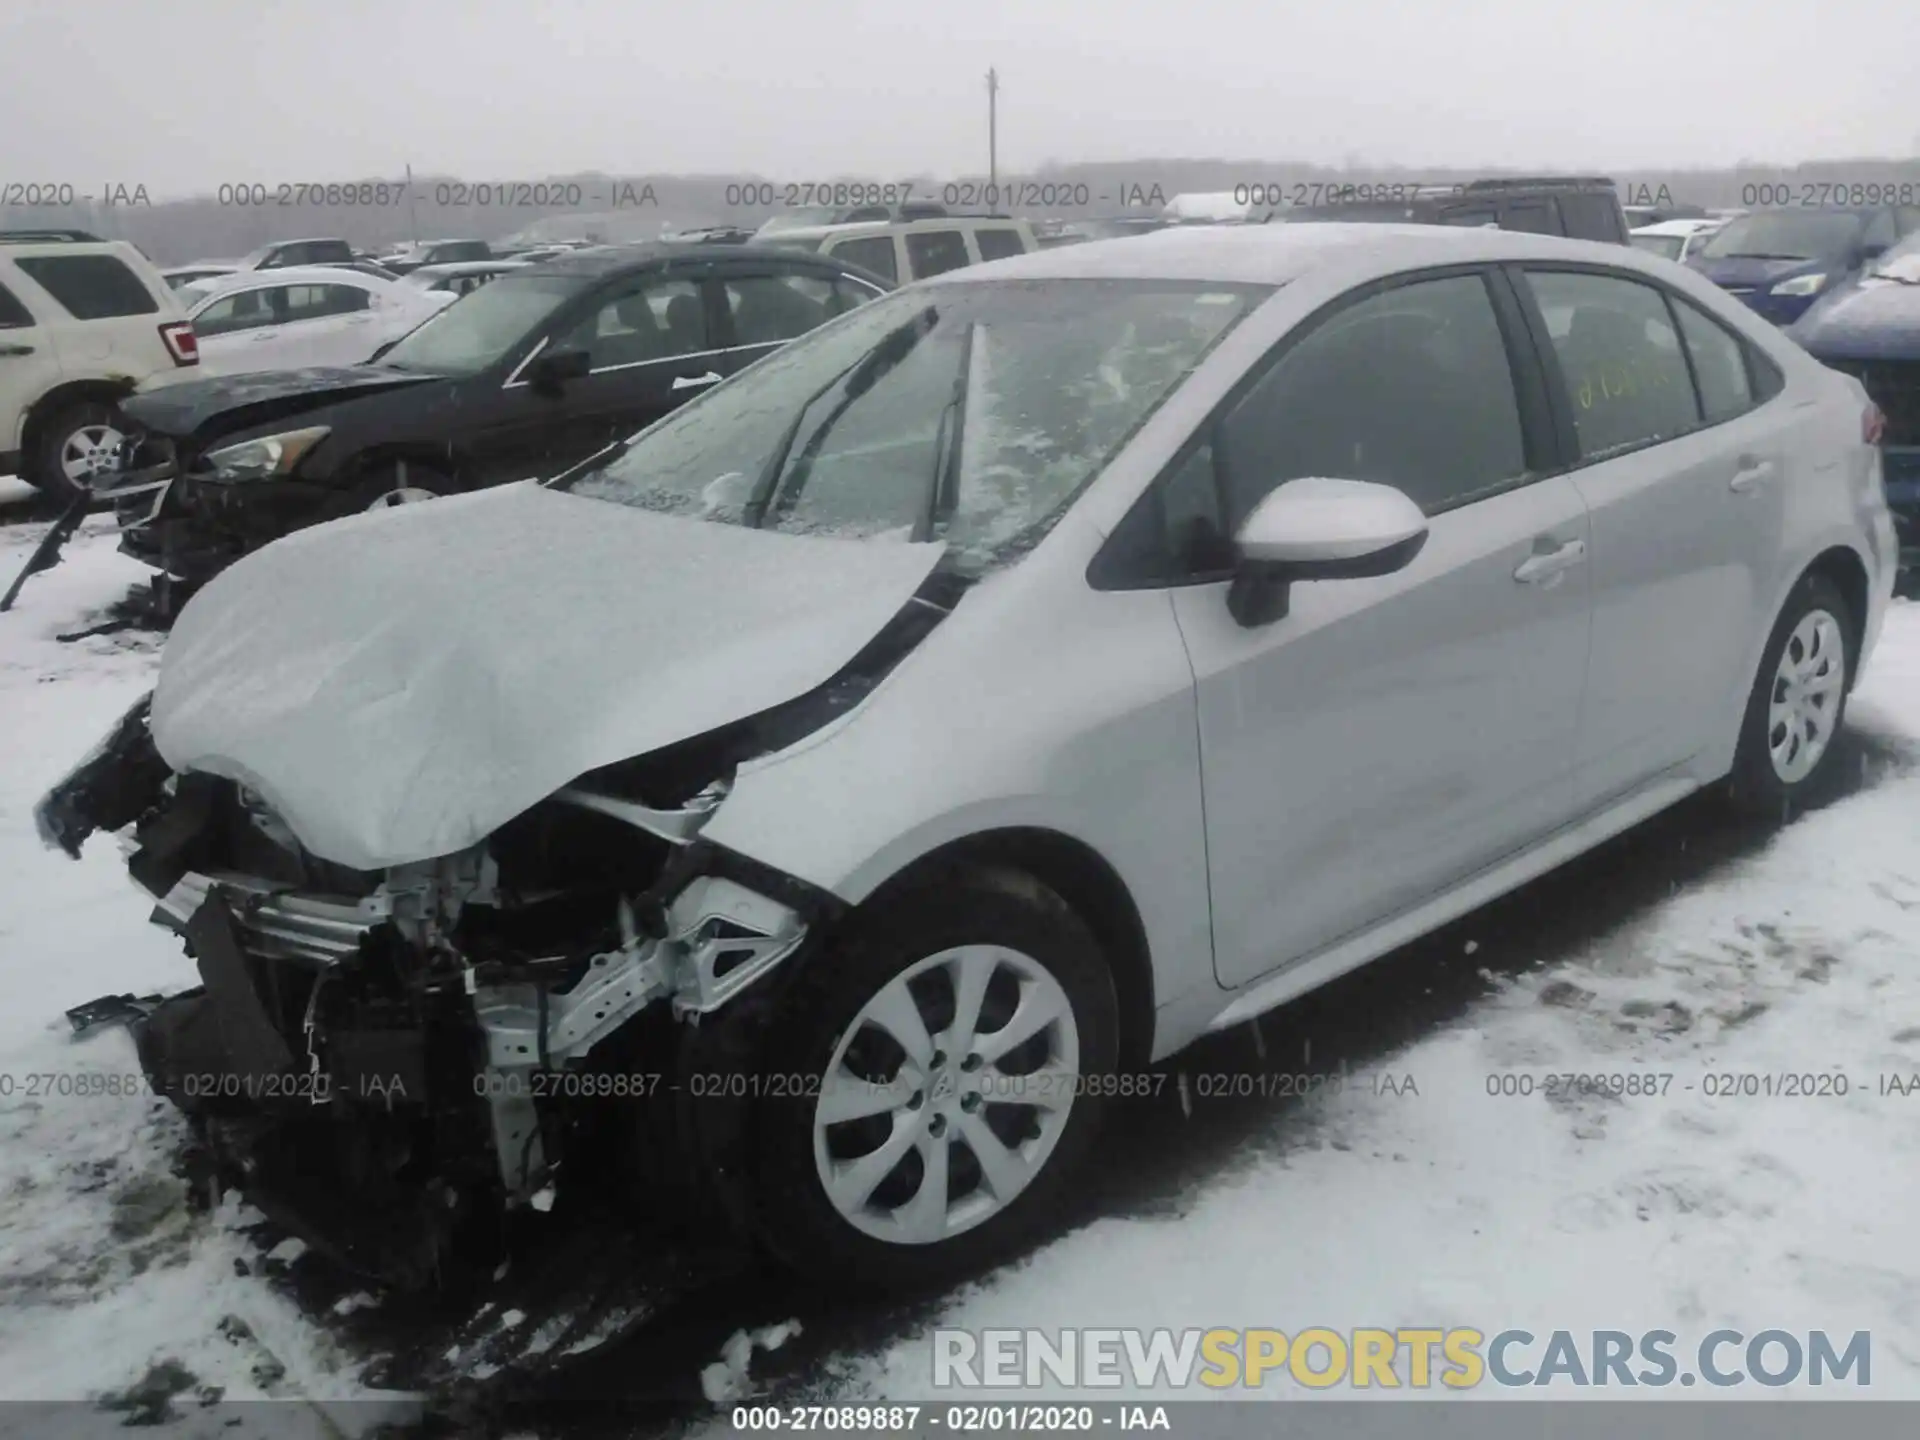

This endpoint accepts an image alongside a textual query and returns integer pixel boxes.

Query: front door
[1161,269,1593,987]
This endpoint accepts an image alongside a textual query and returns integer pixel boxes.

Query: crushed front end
[35,694,834,1293]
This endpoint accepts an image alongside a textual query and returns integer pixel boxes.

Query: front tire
[1727,571,1855,818]
[28,400,127,504]
[351,460,453,513]
[750,865,1119,1291]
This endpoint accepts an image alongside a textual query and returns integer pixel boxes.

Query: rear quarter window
[975,228,1027,261]
[12,254,160,320]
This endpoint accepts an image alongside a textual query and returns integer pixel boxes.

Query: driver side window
[1094,271,1531,588]
[1215,272,1528,527]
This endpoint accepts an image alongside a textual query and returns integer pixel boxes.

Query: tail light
[159,321,198,366]
[1863,402,1885,446]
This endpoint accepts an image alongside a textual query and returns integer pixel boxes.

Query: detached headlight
[1769,272,1828,297]
[203,426,331,480]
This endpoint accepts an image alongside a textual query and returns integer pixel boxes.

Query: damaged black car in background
[108,243,889,614]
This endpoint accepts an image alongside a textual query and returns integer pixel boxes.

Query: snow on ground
[5,514,1920,1426]
[789,597,1920,1409]
[0,521,407,1432]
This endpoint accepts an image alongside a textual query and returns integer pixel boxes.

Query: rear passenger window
[1215,272,1529,521]
[1671,299,1753,423]
[1503,200,1560,235]
[905,229,971,278]
[830,236,897,285]
[975,228,1026,262]
[1522,270,1700,460]
[1557,193,1624,243]
[725,273,836,346]
[12,255,159,320]
[0,280,33,328]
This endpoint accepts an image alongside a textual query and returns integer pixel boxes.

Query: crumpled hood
[123,365,439,438]
[152,482,945,870]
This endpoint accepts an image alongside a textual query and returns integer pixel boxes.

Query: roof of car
[761,216,1030,242]
[1631,219,1722,236]
[405,260,529,278]
[187,265,397,298]
[508,241,873,279]
[924,221,1646,287]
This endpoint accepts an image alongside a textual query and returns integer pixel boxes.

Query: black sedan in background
[113,244,892,604]
[1790,230,1920,594]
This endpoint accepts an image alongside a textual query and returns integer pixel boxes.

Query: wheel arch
[1799,544,1870,689]
[19,377,137,459]
[854,826,1158,1071]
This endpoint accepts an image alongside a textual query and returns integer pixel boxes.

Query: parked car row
[108,242,893,600]
[34,219,1899,1301]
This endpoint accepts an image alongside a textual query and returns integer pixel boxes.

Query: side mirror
[1859,241,1888,262]
[528,347,591,393]
[1227,477,1429,627]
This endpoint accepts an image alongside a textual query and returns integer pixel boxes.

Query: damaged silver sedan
[34,225,1896,1297]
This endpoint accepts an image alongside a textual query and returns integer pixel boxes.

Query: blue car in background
[1689,204,1920,326]
[1789,230,1920,594]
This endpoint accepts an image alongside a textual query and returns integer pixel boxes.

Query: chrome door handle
[1514,538,1586,585]
[672,371,722,390]
[1730,456,1775,493]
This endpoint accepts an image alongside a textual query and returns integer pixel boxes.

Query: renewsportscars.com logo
[933,1327,1872,1390]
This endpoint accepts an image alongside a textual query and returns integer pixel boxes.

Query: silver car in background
[39,222,1898,1294]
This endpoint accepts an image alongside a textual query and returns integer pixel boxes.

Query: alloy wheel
[812,945,1080,1245]
[58,423,126,490]
[1766,607,1844,784]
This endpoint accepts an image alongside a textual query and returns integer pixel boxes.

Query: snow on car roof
[921,221,1650,287]
[1631,218,1723,236]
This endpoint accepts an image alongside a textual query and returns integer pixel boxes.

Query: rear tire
[28,400,127,505]
[749,864,1119,1292]
[1726,571,1855,819]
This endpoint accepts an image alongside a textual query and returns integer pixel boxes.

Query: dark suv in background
[1269,176,1630,244]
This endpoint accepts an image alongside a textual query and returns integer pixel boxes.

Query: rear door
[1512,264,1791,807]
[7,246,168,369]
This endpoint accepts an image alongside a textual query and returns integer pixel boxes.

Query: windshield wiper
[745,305,939,528]
[1719,252,1810,261]
[916,320,976,543]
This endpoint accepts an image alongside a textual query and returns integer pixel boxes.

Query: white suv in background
[0,231,199,501]
[760,215,1038,285]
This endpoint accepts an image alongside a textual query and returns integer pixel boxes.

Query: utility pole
[986,68,999,211]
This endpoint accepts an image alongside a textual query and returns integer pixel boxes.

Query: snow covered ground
[2,513,1918,1429]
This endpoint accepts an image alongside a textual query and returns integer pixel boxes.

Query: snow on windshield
[567,280,1268,571]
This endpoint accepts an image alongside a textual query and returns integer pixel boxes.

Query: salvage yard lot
[2,513,1919,1430]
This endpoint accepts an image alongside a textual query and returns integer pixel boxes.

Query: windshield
[1696,210,1865,262]
[377,274,588,374]
[556,278,1268,574]
[1630,234,1685,262]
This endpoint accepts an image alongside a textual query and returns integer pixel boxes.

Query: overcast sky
[3,0,1913,199]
